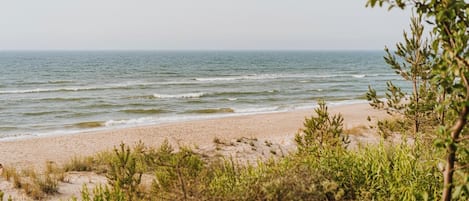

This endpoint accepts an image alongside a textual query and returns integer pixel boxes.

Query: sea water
[0,51,406,140]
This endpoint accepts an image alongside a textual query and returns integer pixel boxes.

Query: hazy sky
[0,0,411,50]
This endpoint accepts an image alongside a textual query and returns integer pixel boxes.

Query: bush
[151,145,206,200]
[106,143,143,201]
[81,184,125,201]
[203,141,441,201]
[295,100,349,155]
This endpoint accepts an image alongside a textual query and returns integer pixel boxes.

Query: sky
[0,0,412,50]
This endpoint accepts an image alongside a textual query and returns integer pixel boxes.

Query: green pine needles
[295,100,349,154]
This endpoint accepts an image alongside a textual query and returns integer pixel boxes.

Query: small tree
[367,13,436,135]
[152,141,205,200]
[106,143,143,201]
[295,100,349,155]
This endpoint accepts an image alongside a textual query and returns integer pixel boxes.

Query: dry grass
[63,156,95,172]
[0,162,63,199]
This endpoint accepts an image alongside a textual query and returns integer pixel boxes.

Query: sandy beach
[0,103,386,169]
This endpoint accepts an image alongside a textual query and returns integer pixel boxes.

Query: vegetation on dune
[70,102,444,201]
[1,162,63,200]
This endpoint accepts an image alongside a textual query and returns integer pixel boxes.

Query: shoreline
[0,102,386,168]
[0,99,369,142]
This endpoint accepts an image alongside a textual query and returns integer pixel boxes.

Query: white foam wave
[352,74,366,78]
[195,74,280,82]
[311,74,367,79]
[0,81,157,94]
[104,117,154,127]
[0,87,99,94]
[153,92,205,99]
[48,80,75,84]
[234,106,280,114]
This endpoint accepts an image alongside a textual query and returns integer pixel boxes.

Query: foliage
[366,13,437,136]
[376,117,410,138]
[81,184,125,201]
[151,141,206,200]
[203,141,442,201]
[106,143,143,201]
[367,0,469,199]
[295,100,349,154]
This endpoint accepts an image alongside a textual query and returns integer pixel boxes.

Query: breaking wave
[153,92,205,99]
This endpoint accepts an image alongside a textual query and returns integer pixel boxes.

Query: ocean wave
[23,110,69,116]
[234,106,280,113]
[129,90,277,100]
[0,86,116,94]
[120,109,168,114]
[0,82,155,94]
[311,74,367,79]
[159,81,197,85]
[54,111,102,118]
[0,87,95,94]
[208,90,279,97]
[48,80,75,84]
[104,117,154,127]
[73,121,105,128]
[81,103,120,109]
[352,74,366,78]
[0,126,17,131]
[40,97,91,102]
[185,108,234,114]
[194,74,281,82]
[153,92,205,99]
[15,80,75,85]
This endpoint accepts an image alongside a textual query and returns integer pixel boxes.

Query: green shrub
[203,141,441,201]
[81,184,125,201]
[295,100,349,155]
[151,145,206,200]
[106,143,143,201]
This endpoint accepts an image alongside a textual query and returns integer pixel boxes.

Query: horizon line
[0,48,386,52]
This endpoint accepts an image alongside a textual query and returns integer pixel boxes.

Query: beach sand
[0,103,387,169]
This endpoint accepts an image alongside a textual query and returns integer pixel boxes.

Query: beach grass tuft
[1,162,65,199]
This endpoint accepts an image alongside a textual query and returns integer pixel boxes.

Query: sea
[0,51,406,140]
